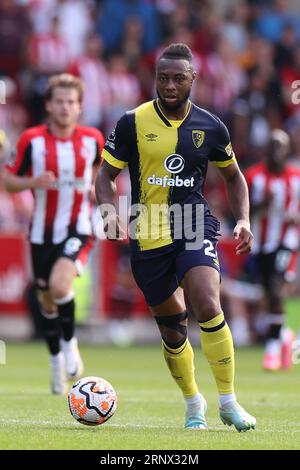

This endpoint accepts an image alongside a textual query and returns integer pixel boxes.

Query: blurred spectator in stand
[0,0,31,77]
[221,1,251,55]
[121,16,145,71]
[232,65,282,165]
[0,163,19,233]
[28,0,58,34]
[255,0,300,43]
[104,53,141,133]
[56,0,94,59]
[98,0,160,54]
[192,2,222,55]
[202,37,246,120]
[153,0,177,40]
[0,129,33,233]
[288,120,300,168]
[69,33,110,129]
[280,45,300,121]
[26,15,71,124]
[0,77,29,147]
[274,23,298,69]
[167,1,191,38]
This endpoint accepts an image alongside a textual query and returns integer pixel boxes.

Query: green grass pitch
[0,342,299,450]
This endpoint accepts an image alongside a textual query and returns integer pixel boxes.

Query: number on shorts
[203,239,216,258]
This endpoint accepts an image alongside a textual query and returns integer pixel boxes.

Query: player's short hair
[158,43,193,68]
[45,74,84,102]
[270,128,290,146]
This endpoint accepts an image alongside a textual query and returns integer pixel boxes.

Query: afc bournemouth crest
[192,130,205,149]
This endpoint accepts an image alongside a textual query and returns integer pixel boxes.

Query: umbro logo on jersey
[145,133,158,141]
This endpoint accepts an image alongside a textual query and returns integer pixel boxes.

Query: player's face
[267,137,289,171]
[46,87,81,128]
[156,58,195,112]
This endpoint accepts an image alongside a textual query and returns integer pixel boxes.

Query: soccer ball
[68,376,117,426]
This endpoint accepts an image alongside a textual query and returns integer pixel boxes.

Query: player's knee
[49,281,71,303]
[154,311,188,349]
[40,302,57,314]
[37,291,56,312]
[193,298,221,322]
[269,298,284,314]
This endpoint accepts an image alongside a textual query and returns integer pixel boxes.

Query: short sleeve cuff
[211,156,236,168]
[102,149,128,169]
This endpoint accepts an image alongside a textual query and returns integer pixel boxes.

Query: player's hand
[34,171,56,189]
[233,220,253,255]
[103,214,126,241]
[284,211,300,225]
[89,185,97,204]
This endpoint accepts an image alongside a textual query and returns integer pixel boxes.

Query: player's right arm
[4,169,56,192]
[95,161,125,239]
[244,166,273,217]
[95,114,131,240]
[3,130,56,192]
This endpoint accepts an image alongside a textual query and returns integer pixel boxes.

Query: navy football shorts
[131,236,220,307]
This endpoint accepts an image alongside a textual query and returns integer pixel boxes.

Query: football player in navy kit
[96,44,256,432]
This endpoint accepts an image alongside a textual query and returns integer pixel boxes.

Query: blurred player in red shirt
[4,74,104,393]
[246,129,300,370]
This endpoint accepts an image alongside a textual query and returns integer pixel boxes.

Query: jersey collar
[153,99,192,128]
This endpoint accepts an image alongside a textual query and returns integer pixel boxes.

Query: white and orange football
[68,376,117,426]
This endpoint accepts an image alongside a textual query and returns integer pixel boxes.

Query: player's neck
[158,99,190,121]
[48,122,76,139]
[267,163,285,174]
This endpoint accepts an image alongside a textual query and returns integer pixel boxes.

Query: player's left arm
[209,119,253,255]
[218,161,253,255]
[89,129,105,203]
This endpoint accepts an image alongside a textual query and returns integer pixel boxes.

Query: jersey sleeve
[5,131,32,176]
[208,119,236,168]
[92,129,105,166]
[102,114,131,169]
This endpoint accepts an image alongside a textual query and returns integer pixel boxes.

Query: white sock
[219,393,236,408]
[265,339,281,356]
[185,393,203,415]
[50,351,63,365]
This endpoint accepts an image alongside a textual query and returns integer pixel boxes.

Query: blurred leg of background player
[50,258,84,378]
[36,237,94,394]
[258,250,296,371]
[38,257,84,394]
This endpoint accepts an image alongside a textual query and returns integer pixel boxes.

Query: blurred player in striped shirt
[246,129,300,371]
[4,74,104,393]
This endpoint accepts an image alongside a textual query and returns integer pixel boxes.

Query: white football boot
[185,394,208,430]
[61,337,84,380]
[220,401,256,432]
[50,352,67,395]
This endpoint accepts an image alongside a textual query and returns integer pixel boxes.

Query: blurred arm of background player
[3,168,56,192]
[88,164,101,205]
[250,190,274,216]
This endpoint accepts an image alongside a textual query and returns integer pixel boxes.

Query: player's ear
[191,71,196,82]
[45,99,51,113]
